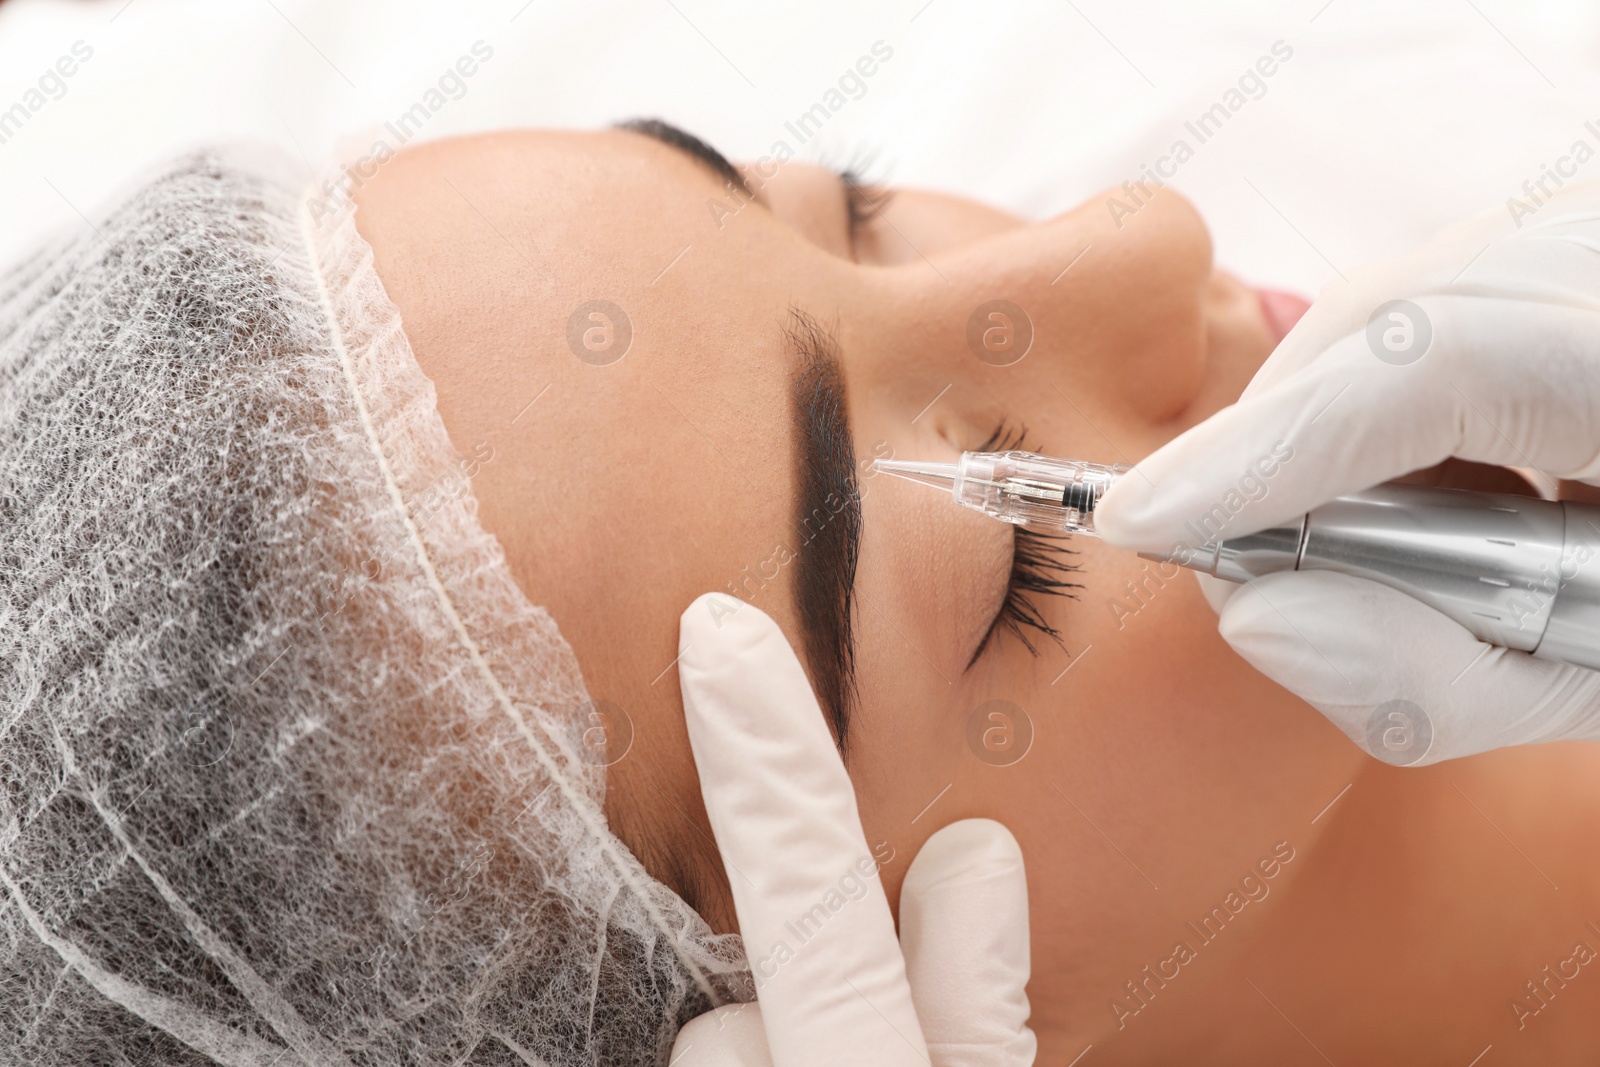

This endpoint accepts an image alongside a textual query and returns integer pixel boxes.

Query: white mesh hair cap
[0,146,750,1065]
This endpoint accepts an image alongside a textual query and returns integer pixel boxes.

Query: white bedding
[4,0,1600,297]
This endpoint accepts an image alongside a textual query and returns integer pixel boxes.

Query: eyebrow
[616,119,861,749]
[786,310,862,758]
[615,117,751,196]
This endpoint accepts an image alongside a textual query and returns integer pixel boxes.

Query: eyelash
[968,422,1084,667]
[836,168,895,240]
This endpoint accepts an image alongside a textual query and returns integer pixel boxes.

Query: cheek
[846,531,1364,1024]
[843,496,1017,915]
[1001,553,1360,1025]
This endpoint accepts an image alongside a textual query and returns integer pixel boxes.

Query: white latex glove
[1094,179,1600,765]
[669,593,1035,1067]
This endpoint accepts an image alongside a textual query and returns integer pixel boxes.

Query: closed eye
[967,421,1083,669]
[835,169,894,257]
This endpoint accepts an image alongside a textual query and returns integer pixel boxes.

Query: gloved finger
[671,1004,771,1067]
[899,820,1036,1067]
[678,594,927,1067]
[1215,570,1600,764]
[1095,297,1600,554]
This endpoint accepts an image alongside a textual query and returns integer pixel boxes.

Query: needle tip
[873,458,960,494]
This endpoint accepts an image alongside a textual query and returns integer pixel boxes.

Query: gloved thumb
[1217,570,1600,764]
[899,820,1036,1067]
[671,1004,770,1066]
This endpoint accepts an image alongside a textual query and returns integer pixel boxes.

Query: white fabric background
[3,0,1600,296]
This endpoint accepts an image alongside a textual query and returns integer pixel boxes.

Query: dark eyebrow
[615,117,751,196]
[786,310,862,758]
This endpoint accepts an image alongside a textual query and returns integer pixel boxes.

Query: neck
[1105,743,1600,1064]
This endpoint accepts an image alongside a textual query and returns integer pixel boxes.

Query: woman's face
[354,126,1363,1055]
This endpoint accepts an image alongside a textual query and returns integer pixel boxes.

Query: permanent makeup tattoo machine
[875,450,1600,671]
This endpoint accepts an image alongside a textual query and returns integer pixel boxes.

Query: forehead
[484,129,741,253]
[434,133,802,493]
[353,123,826,689]
[429,130,811,351]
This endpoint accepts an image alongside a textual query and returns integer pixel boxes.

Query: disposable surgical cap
[0,147,749,1065]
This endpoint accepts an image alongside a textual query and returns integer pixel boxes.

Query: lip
[1256,288,1311,345]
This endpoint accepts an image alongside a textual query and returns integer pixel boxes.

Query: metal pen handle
[1151,484,1600,671]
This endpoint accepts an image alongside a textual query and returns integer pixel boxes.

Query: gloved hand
[1094,179,1600,765]
[670,593,1035,1067]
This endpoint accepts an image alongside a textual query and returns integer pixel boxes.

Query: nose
[885,185,1216,425]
